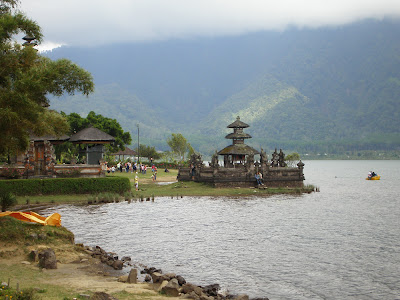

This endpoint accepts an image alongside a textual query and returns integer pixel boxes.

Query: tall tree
[285,152,301,167]
[62,111,132,153]
[0,0,94,157]
[167,133,191,161]
[134,144,161,161]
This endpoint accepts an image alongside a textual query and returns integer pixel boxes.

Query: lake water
[40,161,400,300]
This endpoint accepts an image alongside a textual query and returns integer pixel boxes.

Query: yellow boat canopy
[0,211,61,227]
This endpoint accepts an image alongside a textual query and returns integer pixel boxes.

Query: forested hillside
[48,19,400,156]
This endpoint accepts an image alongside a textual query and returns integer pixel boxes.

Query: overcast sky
[20,0,400,50]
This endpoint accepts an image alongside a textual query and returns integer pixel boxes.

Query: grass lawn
[13,169,315,207]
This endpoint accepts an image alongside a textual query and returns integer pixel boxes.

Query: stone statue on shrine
[247,154,254,169]
[278,149,286,167]
[271,148,279,167]
[210,151,219,168]
[190,153,203,168]
[260,148,267,164]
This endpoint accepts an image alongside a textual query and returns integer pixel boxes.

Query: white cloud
[37,41,64,52]
[20,0,400,47]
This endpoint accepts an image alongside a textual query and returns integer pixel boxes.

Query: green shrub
[124,191,132,200]
[153,161,179,169]
[0,177,130,196]
[0,285,36,300]
[54,167,82,178]
[0,166,25,179]
[0,192,17,212]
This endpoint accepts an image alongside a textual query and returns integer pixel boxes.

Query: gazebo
[69,126,115,165]
[111,147,137,161]
[217,116,259,167]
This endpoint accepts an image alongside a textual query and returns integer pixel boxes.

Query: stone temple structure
[178,116,305,188]
[1,126,114,179]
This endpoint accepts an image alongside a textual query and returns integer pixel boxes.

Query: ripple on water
[40,161,400,299]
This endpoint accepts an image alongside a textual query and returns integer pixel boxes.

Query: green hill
[48,19,400,156]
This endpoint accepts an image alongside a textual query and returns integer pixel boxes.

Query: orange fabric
[0,211,61,226]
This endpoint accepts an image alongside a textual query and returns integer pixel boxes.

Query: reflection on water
[157,181,178,185]
[40,161,400,300]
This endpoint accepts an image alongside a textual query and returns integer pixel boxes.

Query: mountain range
[47,19,400,156]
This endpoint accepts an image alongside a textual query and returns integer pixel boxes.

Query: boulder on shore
[112,260,124,270]
[127,268,138,284]
[38,248,57,269]
[90,291,119,300]
[202,284,220,296]
[162,278,181,297]
[182,283,203,296]
[151,272,165,283]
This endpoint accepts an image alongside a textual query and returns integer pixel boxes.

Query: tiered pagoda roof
[217,116,259,156]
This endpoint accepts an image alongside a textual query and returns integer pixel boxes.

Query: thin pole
[137,123,140,163]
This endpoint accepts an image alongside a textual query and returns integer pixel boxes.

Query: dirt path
[131,174,177,184]
[0,243,178,299]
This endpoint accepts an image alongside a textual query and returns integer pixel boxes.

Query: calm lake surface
[40,161,400,300]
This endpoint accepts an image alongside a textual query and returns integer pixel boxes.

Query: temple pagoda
[217,116,259,167]
[177,116,305,188]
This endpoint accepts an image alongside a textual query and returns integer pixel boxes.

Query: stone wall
[54,165,105,178]
[178,164,304,188]
[263,167,304,188]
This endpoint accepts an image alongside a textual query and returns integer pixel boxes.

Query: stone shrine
[178,116,305,188]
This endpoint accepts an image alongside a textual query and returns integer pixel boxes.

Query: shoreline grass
[13,169,315,208]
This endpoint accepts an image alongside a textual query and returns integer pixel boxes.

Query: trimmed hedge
[0,177,130,196]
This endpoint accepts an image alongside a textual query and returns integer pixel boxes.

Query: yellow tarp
[0,211,61,227]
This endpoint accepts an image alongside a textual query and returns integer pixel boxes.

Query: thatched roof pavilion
[69,126,115,144]
[69,126,115,165]
[29,134,70,145]
[111,147,137,161]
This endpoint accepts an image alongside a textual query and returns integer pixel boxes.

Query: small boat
[366,174,380,180]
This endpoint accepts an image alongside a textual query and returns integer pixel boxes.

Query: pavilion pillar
[86,144,89,165]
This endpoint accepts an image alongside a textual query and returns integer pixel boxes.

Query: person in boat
[371,171,377,177]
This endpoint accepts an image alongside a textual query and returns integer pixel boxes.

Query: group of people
[106,161,161,190]
[368,171,377,178]
[107,161,137,173]
[107,161,153,174]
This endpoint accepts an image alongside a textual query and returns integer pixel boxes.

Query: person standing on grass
[135,173,139,191]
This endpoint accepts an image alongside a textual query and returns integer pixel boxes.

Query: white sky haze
[20,0,400,49]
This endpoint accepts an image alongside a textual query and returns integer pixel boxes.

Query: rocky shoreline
[81,244,269,300]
